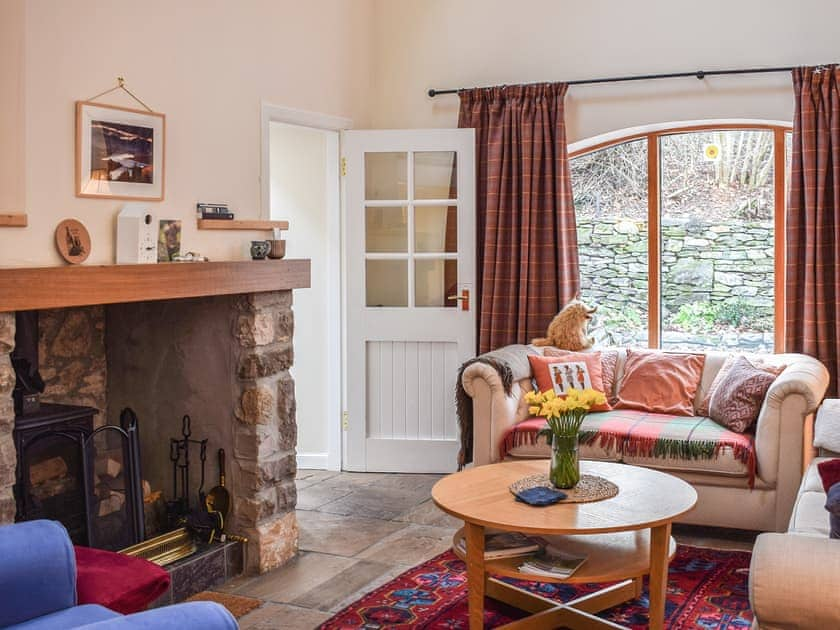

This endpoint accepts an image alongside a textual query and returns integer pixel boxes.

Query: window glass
[660,130,774,352]
[570,139,648,346]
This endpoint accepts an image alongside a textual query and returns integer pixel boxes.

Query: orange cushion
[527,352,611,411]
[615,348,705,417]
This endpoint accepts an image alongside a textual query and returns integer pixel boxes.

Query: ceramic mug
[250,240,270,260]
[267,239,286,259]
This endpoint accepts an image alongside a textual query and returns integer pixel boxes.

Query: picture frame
[76,101,165,200]
[157,219,182,262]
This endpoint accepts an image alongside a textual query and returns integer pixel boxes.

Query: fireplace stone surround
[0,266,307,575]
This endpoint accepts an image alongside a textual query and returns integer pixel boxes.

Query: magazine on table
[455,531,544,560]
[518,545,588,578]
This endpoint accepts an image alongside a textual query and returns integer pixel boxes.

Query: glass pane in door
[415,206,457,253]
[414,151,457,199]
[366,207,408,253]
[366,260,408,307]
[415,259,457,307]
[365,152,408,200]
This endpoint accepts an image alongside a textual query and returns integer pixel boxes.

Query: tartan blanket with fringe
[501,409,757,488]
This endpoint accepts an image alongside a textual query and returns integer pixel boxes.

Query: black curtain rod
[427,64,832,98]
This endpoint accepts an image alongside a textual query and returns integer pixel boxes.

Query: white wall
[270,122,331,464]
[0,0,373,267]
[0,0,24,214]
[369,0,840,140]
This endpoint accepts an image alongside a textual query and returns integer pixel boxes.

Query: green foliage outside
[669,299,773,333]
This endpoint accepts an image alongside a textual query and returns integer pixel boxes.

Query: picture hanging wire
[86,76,155,112]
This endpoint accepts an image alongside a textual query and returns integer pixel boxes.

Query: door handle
[446,289,470,311]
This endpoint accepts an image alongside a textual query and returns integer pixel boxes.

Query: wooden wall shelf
[0,214,27,227]
[0,259,311,312]
[197,219,289,231]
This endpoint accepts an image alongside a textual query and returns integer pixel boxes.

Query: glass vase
[550,434,580,489]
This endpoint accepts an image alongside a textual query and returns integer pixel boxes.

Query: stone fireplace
[0,260,309,575]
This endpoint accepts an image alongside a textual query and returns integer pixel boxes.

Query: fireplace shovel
[205,448,230,520]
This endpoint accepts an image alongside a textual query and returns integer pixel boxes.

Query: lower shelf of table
[452,526,676,584]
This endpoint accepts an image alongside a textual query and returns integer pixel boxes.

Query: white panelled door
[343,129,475,472]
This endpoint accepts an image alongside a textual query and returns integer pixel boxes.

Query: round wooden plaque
[55,218,91,264]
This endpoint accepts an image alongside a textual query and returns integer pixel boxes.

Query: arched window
[569,123,791,353]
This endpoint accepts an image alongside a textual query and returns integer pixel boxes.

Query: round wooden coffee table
[432,460,697,630]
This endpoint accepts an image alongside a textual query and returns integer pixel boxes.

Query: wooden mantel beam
[0,259,311,312]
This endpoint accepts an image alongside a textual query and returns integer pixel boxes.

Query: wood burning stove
[14,405,145,551]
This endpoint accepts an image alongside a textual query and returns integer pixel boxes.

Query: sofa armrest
[751,354,828,529]
[462,345,536,466]
[0,520,78,627]
[750,533,840,629]
[763,353,828,414]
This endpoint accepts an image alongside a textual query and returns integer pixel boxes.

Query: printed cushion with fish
[527,352,611,411]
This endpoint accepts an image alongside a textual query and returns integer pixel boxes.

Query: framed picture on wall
[75,101,165,200]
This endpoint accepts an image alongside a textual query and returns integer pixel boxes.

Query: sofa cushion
[804,457,834,493]
[527,352,610,411]
[826,483,840,539]
[708,355,780,433]
[545,348,620,402]
[75,545,171,614]
[817,458,840,493]
[503,410,755,479]
[9,604,119,630]
[615,349,706,416]
[790,490,832,536]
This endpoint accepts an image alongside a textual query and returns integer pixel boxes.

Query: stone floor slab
[291,559,395,612]
[396,498,462,528]
[297,509,408,556]
[238,602,331,630]
[232,551,357,602]
[355,523,455,566]
[317,485,429,520]
[296,483,355,511]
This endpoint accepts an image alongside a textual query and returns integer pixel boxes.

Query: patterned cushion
[697,354,784,416]
[502,409,756,480]
[545,348,620,402]
[708,356,778,433]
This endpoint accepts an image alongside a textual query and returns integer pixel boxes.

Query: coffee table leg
[648,523,671,630]
[465,521,486,630]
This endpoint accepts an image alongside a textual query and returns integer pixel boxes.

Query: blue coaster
[515,486,567,506]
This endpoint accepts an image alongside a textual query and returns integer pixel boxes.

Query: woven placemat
[509,473,618,504]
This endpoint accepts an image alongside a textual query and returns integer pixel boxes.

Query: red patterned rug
[320,545,753,629]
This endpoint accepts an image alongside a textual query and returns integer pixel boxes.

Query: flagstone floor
[220,470,757,630]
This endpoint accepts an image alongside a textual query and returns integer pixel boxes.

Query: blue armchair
[0,520,238,629]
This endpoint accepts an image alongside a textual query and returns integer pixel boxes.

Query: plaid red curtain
[458,84,580,354]
[786,65,840,395]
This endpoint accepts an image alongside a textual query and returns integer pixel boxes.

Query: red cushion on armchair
[75,545,171,614]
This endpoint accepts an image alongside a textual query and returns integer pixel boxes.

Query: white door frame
[260,103,351,471]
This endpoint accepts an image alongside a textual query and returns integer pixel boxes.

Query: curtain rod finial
[428,88,437,98]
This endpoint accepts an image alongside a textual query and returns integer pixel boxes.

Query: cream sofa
[750,455,840,628]
[461,346,828,532]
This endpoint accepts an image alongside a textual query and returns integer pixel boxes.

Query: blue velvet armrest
[83,602,238,629]
[0,520,78,627]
